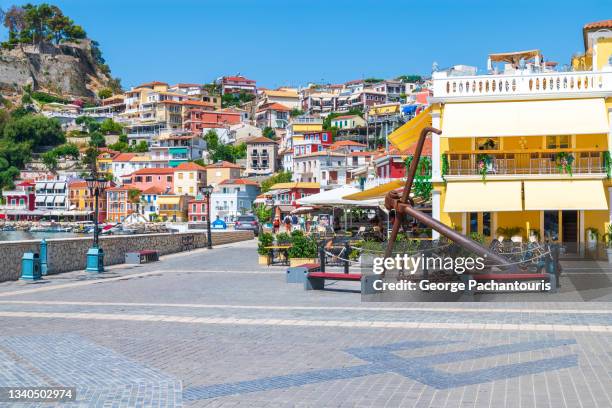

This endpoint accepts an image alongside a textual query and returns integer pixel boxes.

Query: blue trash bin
[21,252,41,281]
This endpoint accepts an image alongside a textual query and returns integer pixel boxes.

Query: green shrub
[257,232,273,256]
[276,232,291,245]
[288,235,318,259]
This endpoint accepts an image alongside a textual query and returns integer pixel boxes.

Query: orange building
[106,186,135,223]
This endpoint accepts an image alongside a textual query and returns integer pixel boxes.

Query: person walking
[291,214,299,231]
[283,215,291,233]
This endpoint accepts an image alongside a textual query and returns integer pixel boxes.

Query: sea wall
[0,230,253,282]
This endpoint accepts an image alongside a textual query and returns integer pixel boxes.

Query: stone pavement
[0,240,611,407]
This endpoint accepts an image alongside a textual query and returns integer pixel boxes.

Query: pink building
[122,168,174,193]
[0,181,36,220]
[219,75,257,95]
[188,198,209,222]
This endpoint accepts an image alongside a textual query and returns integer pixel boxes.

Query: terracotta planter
[258,255,270,265]
[290,258,317,267]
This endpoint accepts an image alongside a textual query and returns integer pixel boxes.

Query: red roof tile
[245,136,277,144]
[330,140,367,149]
[142,186,165,195]
[131,167,175,176]
[136,81,168,88]
[205,161,243,169]
[258,102,290,112]
[219,178,259,186]
[402,138,432,156]
[175,162,207,171]
[113,153,136,162]
[584,20,612,30]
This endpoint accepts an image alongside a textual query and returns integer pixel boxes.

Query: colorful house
[68,180,110,222]
[121,167,174,193]
[330,115,366,130]
[210,178,260,222]
[188,198,209,222]
[106,187,133,223]
[158,194,191,222]
[205,161,244,187]
[173,162,207,196]
[0,181,37,220]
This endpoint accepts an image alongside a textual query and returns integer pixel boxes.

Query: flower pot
[258,255,270,265]
[290,258,317,267]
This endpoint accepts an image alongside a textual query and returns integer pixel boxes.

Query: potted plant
[359,240,385,267]
[476,153,493,181]
[496,226,523,243]
[604,225,612,263]
[555,152,574,176]
[288,233,319,267]
[257,232,273,265]
[586,227,599,249]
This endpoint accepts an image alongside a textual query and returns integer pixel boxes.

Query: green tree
[97,88,113,99]
[290,108,304,117]
[221,92,255,108]
[89,131,105,147]
[108,134,130,152]
[1,3,87,47]
[3,115,65,146]
[260,171,292,193]
[253,203,272,223]
[396,75,422,83]
[99,118,122,134]
[262,127,276,140]
[134,140,149,153]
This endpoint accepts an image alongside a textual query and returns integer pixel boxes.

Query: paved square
[0,240,611,407]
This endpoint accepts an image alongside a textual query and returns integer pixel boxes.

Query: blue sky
[0,0,610,88]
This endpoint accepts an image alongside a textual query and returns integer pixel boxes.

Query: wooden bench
[286,263,321,283]
[462,272,556,295]
[305,272,362,290]
[125,250,160,265]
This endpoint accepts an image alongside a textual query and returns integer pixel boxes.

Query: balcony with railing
[445,149,607,177]
[432,70,612,100]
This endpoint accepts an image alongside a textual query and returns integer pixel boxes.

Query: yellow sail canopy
[342,180,406,201]
[388,106,432,152]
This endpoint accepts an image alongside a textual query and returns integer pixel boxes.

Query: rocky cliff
[0,40,112,100]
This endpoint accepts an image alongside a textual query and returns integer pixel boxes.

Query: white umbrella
[296,185,380,207]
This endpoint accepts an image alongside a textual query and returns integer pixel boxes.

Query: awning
[441,99,609,137]
[524,180,608,210]
[489,49,540,63]
[343,180,406,201]
[297,185,381,207]
[388,106,432,152]
[291,206,315,215]
[443,181,523,212]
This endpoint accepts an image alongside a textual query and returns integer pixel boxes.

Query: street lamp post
[202,184,214,249]
[85,177,108,272]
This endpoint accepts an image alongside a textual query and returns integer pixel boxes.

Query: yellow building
[158,194,191,222]
[424,21,612,248]
[173,162,207,196]
[204,161,244,187]
[97,149,120,178]
[348,21,612,250]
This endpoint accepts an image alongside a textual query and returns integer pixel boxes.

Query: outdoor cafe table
[264,245,292,265]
